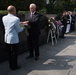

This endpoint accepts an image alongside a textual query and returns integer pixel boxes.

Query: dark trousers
[6,43,19,69]
[27,34,40,57]
[61,25,66,37]
[70,24,75,32]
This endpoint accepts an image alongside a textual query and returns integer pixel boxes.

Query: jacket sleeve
[15,18,24,32]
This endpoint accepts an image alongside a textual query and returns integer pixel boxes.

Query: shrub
[0,10,8,14]
[0,9,47,15]
[38,8,47,14]
[18,11,29,14]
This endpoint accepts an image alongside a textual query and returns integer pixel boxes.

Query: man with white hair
[25,3,40,60]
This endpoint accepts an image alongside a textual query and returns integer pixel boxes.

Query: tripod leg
[51,30,54,46]
[54,31,57,44]
[47,30,50,43]
[57,26,59,39]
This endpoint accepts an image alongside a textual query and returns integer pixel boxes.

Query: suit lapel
[29,12,37,20]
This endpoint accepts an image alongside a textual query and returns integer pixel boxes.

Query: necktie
[30,13,33,18]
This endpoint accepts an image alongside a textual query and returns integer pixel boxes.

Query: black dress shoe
[35,57,39,60]
[26,55,34,59]
[11,66,21,70]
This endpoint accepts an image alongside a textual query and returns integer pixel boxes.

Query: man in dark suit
[25,3,40,60]
[70,13,75,32]
[60,11,67,38]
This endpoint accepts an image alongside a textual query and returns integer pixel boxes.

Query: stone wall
[0,14,75,63]
[0,14,49,63]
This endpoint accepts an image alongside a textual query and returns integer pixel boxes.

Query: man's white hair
[30,3,36,8]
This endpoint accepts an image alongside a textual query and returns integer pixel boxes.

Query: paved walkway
[0,31,76,75]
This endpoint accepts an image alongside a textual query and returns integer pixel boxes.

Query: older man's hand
[23,21,29,25]
[20,21,29,26]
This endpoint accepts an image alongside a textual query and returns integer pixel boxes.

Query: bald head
[29,3,36,13]
[7,5,16,15]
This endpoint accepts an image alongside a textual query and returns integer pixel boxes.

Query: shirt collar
[7,13,15,16]
[31,12,36,15]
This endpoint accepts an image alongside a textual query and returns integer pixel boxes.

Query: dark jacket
[25,12,40,36]
[61,15,67,26]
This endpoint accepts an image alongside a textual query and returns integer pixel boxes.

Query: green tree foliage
[0,0,76,14]
[46,0,76,13]
[0,0,45,11]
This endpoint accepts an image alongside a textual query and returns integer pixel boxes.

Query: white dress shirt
[2,14,24,44]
